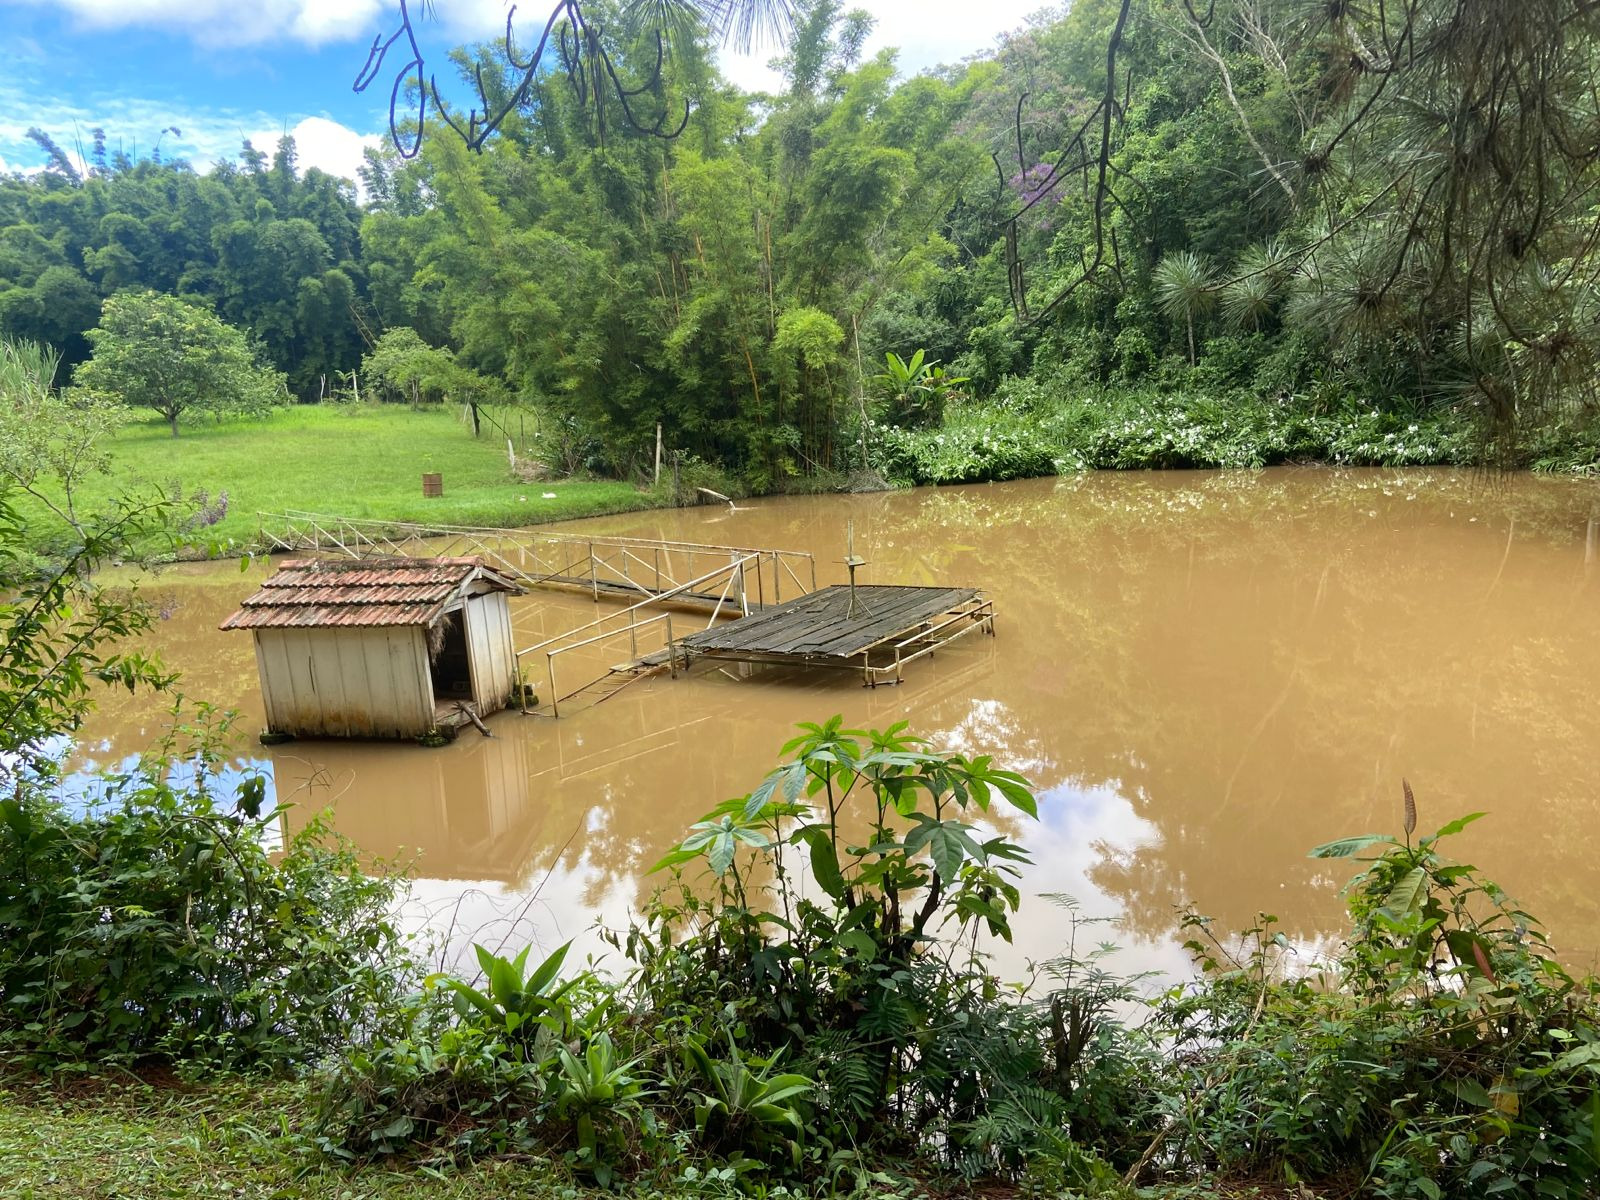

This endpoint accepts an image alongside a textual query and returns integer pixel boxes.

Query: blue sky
[0,1,1054,185]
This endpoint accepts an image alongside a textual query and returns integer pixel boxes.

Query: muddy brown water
[71,469,1600,981]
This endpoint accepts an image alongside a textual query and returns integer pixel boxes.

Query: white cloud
[0,0,527,50]
[0,75,377,192]
[716,0,1058,92]
[246,116,382,191]
[4,0,1058,65]
[0,0,386,47]
[0,0,1056,186]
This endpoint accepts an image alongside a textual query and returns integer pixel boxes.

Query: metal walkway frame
[254,510,817,612]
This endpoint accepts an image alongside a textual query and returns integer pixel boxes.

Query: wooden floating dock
[674,584,995,686]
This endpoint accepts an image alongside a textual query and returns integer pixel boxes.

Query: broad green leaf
[796,826,846,900]
[1553,1043,1600,1072]
[647,846,702,874]
[488,954,521,1010]
[916,819,981,884]
[1433,812,1488,839]
[837,929,878,960]
[708,830,737,875]
[524,940,572,998]
[1308,834,1389,859]
[1379,866,1428,919]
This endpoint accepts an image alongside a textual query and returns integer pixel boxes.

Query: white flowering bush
[871,386,1477,485]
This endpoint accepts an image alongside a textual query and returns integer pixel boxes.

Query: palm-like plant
[1152,250,1217,365]
[1219,240,1290,332]
[1283,228,1411,344]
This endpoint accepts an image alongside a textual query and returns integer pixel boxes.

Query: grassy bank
[20,404,663,561]
[0,1077,1275,1200]
[0,1078,574,1200]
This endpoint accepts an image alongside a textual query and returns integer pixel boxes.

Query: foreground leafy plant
[313,726,1600,1197]
[631,718,1053,1166]
[0,703,410,1070]
[551,1032,652,1187]
[428,941,580,1054]
[682,1033,811,1168]
[1154,786,1600,1199]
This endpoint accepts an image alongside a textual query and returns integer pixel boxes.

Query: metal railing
[532,612,680,719]
[254,510,869,717]
[860,597,996,687]
[255,510,816,613]
[515,554,765,716]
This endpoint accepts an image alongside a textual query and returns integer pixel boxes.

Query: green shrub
[1527,409,1600,474]
[1156,792,1600,1198]
[622,718,1125,1178]
[657,453,748,507]
[0,707,411,1071]
[315,939,650,1178]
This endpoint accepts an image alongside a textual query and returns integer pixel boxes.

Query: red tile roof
[220,557,523,631]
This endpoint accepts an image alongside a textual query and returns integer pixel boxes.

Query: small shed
[220,556,525,740]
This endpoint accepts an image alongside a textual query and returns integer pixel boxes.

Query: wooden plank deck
[676,584,985,670]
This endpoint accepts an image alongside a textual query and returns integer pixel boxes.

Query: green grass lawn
[0,1077,1263,1200]
[0,1077,577,1200]
[20,404,661,561]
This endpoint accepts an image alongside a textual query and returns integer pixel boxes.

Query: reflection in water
[73,470,1600,979]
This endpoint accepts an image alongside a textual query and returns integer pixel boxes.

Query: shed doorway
[430,611,475,702]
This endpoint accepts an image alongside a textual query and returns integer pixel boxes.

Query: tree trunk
[1186,315,1197,367]
[169,409,180,437]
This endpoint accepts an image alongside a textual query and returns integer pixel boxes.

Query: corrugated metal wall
[255,625,435,738]
[465,592,516,715]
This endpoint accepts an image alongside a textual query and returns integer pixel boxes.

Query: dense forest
[5,0,1599,484]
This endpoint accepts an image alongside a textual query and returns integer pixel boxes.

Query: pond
[71,468,1600,983]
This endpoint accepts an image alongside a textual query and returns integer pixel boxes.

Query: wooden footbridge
[255,511,995,719]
